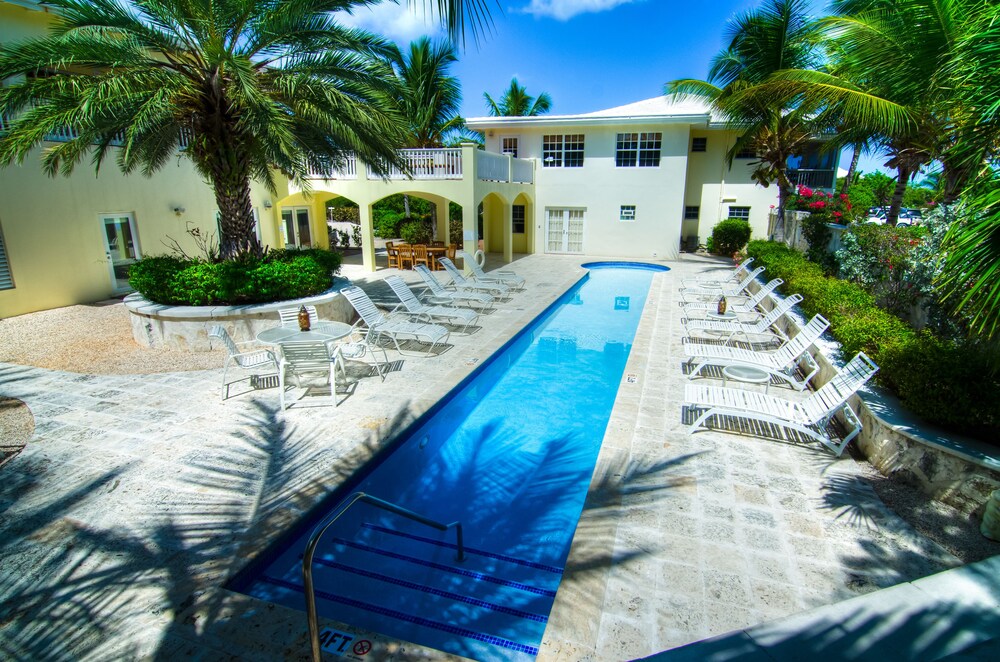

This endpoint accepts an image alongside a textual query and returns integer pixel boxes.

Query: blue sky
[340,0,889,175]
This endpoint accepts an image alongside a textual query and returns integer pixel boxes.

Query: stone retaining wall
[124,287,355,351]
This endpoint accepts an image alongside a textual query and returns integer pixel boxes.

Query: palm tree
[0,0,415,260]
[483,78,552,117]
[665,0,822,237]
[390,37,466,148]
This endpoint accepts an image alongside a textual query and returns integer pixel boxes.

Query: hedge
[747,240,1000,441]
[128,248,342,306]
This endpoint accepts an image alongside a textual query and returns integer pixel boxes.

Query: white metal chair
[680,266,766,301]
[385,275,480,333]
[277,340,346,410]
[682,278,784,318]
[278,305,320,327]
[414,265,495,310]
[337,326,390,382]
[680,257,754,289]
[682,294,804,346]
[342,286,450,355]
[458,249,525,290]
[685,352,879,456]
[438,257,511,297]
[209,325,278,400]
[683,314,830,390]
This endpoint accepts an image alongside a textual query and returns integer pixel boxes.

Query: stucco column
[433,200,448,242]
[359,202,375,272]
[503,201,513,264]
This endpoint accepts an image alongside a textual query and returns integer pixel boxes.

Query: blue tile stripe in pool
[328,537,557,597]
[259,576,540,656]
[361,524,564,574]
[303,559,549,623]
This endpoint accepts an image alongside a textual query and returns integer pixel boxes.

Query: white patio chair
[385,275,480,333]
[209,325,278,400]
[683,314,830,390]
[682,278,784,319]
[681,257,755,289]
[414,265,495,310]
[438,257,511,297]
[680,266,766,301]
[341,286,450,356]
[685,352,879,456]
[338,326,390,382]
[457,250,525,290]
[278,305,319,327]
[277,340,346,410]
[682,294,804,346]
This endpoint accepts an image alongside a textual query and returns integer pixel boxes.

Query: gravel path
[0,301,222,374]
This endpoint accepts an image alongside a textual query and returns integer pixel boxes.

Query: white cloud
[519,0,638,21]
[336,3,443,43]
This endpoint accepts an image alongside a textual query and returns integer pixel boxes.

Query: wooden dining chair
[412,244,431,270]
[444,243,457,269]
[385,241,399,269]
[396,244,414,270]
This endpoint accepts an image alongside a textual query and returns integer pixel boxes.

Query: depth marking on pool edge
[260,576,539,656]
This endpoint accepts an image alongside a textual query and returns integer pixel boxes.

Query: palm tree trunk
[886,168,911,227]
[841,144,861,194]
[403,194,411,218]
[209,150,261,259]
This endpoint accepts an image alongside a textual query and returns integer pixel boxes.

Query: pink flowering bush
[787,185,855,223]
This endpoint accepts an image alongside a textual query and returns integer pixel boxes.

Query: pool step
[255,523,562,660]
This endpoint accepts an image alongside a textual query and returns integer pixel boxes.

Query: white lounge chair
[685,352,879,456]
[438,257,511,297]
[277,340,346,410]
[684,314,830,390]
[342,286,450,355]
[458,250,525,290]
[414,265,495,310]
[278,305,319,327]
[338,326,390,382]
[385,275,479,333]
[682,278,784,319]
[681,257,755,289]
[682,294,804,346]
[680,266,766,301]
[209,325,278,400]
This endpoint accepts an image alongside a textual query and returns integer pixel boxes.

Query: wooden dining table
[392,243,449,270]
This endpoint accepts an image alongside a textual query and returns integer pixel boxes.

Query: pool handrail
[302,491,465,661]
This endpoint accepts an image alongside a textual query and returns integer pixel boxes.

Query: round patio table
[256,322,354,346]
[722,364,771,393]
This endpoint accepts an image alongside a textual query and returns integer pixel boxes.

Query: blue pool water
[236,264,666,660]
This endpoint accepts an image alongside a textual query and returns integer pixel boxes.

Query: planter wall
[124,286,355,351]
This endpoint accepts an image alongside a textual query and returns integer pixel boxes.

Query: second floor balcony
[789,168,836,190]
[307,146,535,185]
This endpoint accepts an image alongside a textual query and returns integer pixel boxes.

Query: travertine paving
[0,254,963,660]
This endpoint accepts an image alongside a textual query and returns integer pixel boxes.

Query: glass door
[545,208,584,254]
[281,207,312,248]
[101,213,140,292]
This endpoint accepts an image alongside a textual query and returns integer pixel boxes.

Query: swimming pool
[235,263,667,660]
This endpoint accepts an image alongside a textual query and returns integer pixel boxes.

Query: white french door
[545,208,585,254]
[281,207,312,248]
[100,212,140,292]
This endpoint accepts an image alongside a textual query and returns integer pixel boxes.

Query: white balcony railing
[789,168,836,190]
[0,112,191,149]
[307,154,357,179]
[476,150,508,182]
[511,157,533,184]
[370,148,463,180]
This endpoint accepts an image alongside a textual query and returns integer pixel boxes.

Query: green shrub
[128,248,341,306]
[747,240,999,441]
[711,218,751,255]
[399,219,432,245]
[373,210,404,238]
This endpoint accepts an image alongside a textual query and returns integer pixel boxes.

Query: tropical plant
[0,0,416,261]
[710,218,752,255]
[665,0,823,238]
[391,37,467,148]
[483,78,552,117]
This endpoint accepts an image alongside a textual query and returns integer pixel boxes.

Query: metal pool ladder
[302,491,466,661]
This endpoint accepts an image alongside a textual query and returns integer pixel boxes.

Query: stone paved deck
[0,254,967,660]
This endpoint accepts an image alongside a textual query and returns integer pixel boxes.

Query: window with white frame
[684,206,700,220]
[691,136,707,152]
[542,134,584,167]
[500,136,519,157]
[616,132,662,167]
[0,221,13,290]
[619,205,636,222]
[512,205,525,234]
[728,206,751,219]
